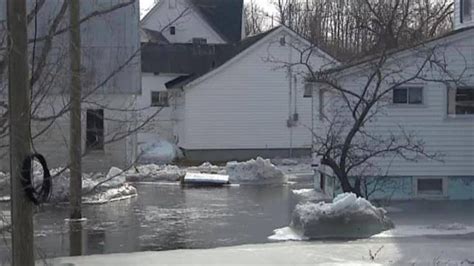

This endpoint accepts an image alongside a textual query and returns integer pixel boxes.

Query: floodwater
[1,179,474,262]
[0,182,303,260]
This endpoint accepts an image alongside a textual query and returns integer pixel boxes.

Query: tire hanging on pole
[20,153,52,205]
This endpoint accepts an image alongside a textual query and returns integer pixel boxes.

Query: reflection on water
[0,183,299,259]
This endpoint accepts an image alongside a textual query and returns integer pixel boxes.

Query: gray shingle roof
[141,27,279,88]
[190,0,243,43]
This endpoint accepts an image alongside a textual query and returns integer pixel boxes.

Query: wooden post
[69,0,83,256]
[7,0,35,265]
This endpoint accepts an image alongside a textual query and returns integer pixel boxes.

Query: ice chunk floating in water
[226,157,287,185]
[183,173,229,186]
[269,226,307,241]
[273,193,394,240]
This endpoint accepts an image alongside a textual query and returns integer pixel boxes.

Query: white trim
[184,26,339,89]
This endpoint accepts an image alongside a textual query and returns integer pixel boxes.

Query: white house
[310,6,474,200]
[139,0,337,162]
[455,0,474,29]
[142,26,336,161]
[0,1,141,172]
[138,0,244,160]
[140,0,244,44]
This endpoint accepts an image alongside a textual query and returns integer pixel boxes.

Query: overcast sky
[139,0,275,18]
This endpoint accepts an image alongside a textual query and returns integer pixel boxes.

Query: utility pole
[7,0,35,265]
[69,0,83,256]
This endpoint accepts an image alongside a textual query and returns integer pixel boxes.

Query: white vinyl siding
[311,30,474,177]
[179,29,336,150]
[455,0,474,29]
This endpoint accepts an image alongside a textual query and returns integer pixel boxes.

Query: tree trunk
[69,0,83,256]
[7,0,35,264]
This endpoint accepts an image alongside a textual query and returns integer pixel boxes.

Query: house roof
[141,27,279,87]
[318,26,474,77]
[141,0,243,44]
[141,28,170,44]
[190,0,243,43]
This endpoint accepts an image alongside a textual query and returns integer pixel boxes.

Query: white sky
[139,0,275,18]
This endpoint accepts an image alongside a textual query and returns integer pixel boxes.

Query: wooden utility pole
[7,0,35,265]
[69,0,83,256]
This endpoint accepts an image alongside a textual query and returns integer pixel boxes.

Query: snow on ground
[289,193,394,239]
[0,167,137,205]
[138,138,183,164]
[46,240,474,266]
[373,223,474,238]
[226,157,287,185]
[125,164,185,182]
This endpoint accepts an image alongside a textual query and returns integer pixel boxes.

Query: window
[151,91,169,107]
[303,83,313,98]
[460,0,472,23]
[393,87,423,104]
[417,178,444,195]
[448,87,474,115]
[86,109,104,151]
[279,36,286,46]
[192,38,207,45]
[170,26,176,35]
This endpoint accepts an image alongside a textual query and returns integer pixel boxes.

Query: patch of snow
[183,172,229,185]
[126,164,185,182]
[187,162,225,174]
[99,167,127,188]
[373,223,474,238]
[138,139,182,164]
[0,167,136,205]
[225,157,287,185]
[292,189,330,203]
[268,226,307,241]
[290,193,394,239]
[83,184,137,205]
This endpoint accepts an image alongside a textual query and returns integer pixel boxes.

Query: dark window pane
[455,88,474,114]
[393,88,408,104]
[86,109,104,150]
[170,26,176,35]
[418,179,443,194]
[151,91,169,107]
[409,87,423,104]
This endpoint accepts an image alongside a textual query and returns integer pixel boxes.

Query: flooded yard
[0,182,301,260]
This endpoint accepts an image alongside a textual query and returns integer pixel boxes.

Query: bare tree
[303,43,469,197]
[244,0,269,36]
[271,0,454,61]
[267,0,471,198]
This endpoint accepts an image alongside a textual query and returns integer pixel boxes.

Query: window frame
[461,0,473,23]
[448,86,474,116]
[392,86,424,105]
[414,177,447,198]
[151,91,170,107]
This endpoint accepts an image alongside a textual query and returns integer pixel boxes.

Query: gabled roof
[141,28,170,44]
[319,26,474,77]
[141,0,243,44]
[141,27,278,87]
[190,0,243,43]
